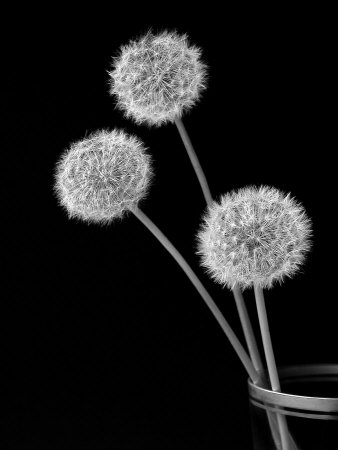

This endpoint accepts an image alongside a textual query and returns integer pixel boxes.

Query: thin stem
[254,285,280,391]
[175,116,265,380]
[175,116,296,447]
[174,116,213,206]
[232,284,265,378]
[254,285,290,450]
[132,206,259,384]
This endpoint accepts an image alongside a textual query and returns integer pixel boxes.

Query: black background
[4,5,336,449]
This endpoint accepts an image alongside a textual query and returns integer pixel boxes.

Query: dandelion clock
[108,30,207,127]
[54,129,153,224]
[196,185,313,449]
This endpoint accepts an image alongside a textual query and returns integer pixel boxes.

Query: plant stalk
[174,117,213,205]
[174,116,298,448]
[132,206,259,384]
[254,285,291,450]
[175,116,266,381]
[233,284,265,378]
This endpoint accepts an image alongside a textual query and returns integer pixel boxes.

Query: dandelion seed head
[196,186,312,290]
[54,129,153,225]
[108,30,208,127]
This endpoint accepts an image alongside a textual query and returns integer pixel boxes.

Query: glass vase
[248,364,338,449]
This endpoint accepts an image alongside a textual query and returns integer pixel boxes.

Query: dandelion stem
[132,206,260,384]
[174,116,266,379]
[175,114,296,448]
[254,286,280,390]
[254,285,291,450]
[235,287,298,448]
[174,116,213,205]
[233,284,265,378]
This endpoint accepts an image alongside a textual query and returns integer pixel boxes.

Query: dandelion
[53,130,259,384]
[196,185,312,450]
[54,129,153,224]
[108,30,208,127]
[109,30,211,204]
[196,185,312,291]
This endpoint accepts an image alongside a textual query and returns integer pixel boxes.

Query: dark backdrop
[4,5,335,449]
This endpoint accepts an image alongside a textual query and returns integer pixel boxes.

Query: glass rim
[248,364,338,413]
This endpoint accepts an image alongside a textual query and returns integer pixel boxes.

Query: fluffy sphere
[108,30,208,127]
[196,186,312,290]
[54,129,153,224]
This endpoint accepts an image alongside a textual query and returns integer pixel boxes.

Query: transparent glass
[248,364,338,450]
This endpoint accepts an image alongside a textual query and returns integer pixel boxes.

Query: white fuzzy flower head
[54,129,153,225]
[196,186,312,291]
[108,30,208,127]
